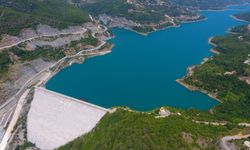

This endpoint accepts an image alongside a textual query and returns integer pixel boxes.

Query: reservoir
[46,5,250,111]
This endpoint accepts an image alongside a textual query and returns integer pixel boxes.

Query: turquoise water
[47,5,250,111]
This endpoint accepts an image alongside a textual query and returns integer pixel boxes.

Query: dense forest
[0,0,89,35]
[231,25,250,34]
[183,24,250,120]
[81,0,193,23]
[78,0,250,33]
[174,0,250,10]
[59,108,234,150]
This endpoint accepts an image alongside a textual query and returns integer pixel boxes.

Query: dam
[27,87,109,149]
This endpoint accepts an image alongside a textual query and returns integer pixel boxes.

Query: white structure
[244,141,250,148]
[27,87,108,150]
[159,107,171,116]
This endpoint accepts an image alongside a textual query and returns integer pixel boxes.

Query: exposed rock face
[0,59,54,105]
[99,14,138,28]
[0,25,86,51]
[0,24,89,105]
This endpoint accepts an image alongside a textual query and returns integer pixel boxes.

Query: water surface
[47,5,250,111]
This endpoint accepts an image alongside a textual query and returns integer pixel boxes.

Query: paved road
[0,40,106,125]
[0,27,88,121]
[221,134,250,150]
[0,90,30,150]
[0,25,108,147]
[0,28,87,51]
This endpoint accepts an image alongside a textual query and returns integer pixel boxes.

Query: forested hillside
[183,25,250,121]
[234,12,250,22]
[0,0,89,35]
[59,108,234,150]
[174,0,250,10]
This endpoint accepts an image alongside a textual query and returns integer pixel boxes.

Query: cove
[46,5,250,111]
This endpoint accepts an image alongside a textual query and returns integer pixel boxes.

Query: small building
[159,107,171,117]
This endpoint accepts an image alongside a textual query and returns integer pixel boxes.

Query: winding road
[220,134,250,150]
[0,24,109,149]
[0,28,87,51]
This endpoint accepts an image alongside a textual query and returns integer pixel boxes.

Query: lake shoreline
[47,5,249,110]
[42,48,113,88]
[175,31,227,104]
[198,2,250,12]
[124,17,207,36]
[176,79,222,103]
[176,36,222,103]
[230,15,250,23]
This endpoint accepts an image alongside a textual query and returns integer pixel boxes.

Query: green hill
[59,108,235,150]
[234,12,250,22]
[0,0,89,36]
[183,25,250,121]
[173,0,249,10]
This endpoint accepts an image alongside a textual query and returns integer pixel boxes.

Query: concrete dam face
[27,87,108,149]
